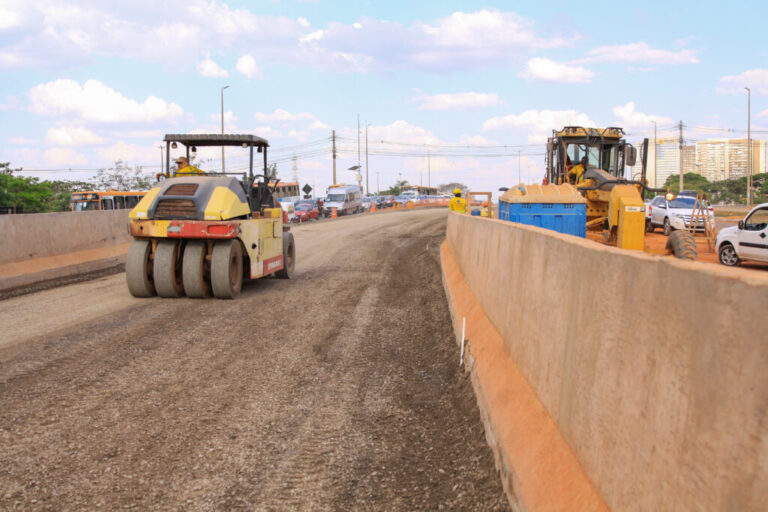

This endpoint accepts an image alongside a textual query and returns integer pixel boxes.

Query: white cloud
[414,92,503,110]
[717,69,768,95]
[577,42,699,64]
[254,109,315,123]
[520,58,594,84]
[309,120,331,130]
[8,137,37,145]
[364,120,439,145]
[95,141,156,164]
[28,79,184,123]
[44,147,87,165]
[612,102,673,129]
[759,109,768,118]
[209,110,238,132]
[483,109,595,142]
[236,54,262,79]
[46,126,105,146]
[252,126,282,139]
[197,55,228,77]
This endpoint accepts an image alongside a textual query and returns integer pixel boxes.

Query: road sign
[302,184,312,194]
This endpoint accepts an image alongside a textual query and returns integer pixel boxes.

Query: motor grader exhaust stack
[125,134,295,299]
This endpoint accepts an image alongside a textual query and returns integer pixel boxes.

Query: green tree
[381,179,408,195]
[91,160,154,191]
[663,173,710,195]
[0,173,54,212]
[50,180,92,211]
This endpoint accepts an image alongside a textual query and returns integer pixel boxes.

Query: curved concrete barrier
[442,212,768,511]
[0,210,131,295]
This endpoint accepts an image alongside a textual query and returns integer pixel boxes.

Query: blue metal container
[497,184,586,238]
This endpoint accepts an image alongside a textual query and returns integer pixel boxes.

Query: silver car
[646,195,714,236]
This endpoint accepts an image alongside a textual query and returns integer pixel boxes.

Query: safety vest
[449,197,467,213]
[176,164,206,176]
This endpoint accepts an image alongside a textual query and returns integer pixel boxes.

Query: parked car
[382,195,395,208]
[362,196,373,211]
[646,195,714,235]
[293,202,320,222]
[323,184,363,216]
[716,202,768,266]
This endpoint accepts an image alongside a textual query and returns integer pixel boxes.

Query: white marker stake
[460,317,466,367]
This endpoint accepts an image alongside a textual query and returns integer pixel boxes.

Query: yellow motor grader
[545,126,696,259]
[126,134,295,299]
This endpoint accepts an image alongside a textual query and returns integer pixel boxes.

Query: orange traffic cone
[370,201,376,212]
[331,207,337,218]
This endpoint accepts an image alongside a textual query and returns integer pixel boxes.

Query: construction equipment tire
[211,240,243,299]
[154,240,185,297]
[182,241,211,298]
[666,230,698,260]
[276,232,295,279]
[126,240,155,297]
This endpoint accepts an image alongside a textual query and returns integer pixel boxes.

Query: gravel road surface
[0,208,508,511]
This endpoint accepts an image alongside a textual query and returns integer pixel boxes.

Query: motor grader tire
[276,232,295,279]
[154,240,185,297]
[666,230,698,260]
[211,240,243,299]
[126,240,155,297]
[182,241,211,298]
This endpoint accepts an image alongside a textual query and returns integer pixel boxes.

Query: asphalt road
[0,208,508,511]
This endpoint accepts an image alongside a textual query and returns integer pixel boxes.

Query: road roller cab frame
[126,133,295,299]
[545,126,669,251]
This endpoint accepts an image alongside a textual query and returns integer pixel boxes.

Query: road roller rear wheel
[154,240,185,297]
[276,232,295,279]
[126,240,155,297]
[211,240,243,299]
[182,241,211,298]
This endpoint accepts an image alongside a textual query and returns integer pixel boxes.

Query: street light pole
[746,87,752,206]
[651,120,657,187]
[158,145,164,175]
[221,85,229,173]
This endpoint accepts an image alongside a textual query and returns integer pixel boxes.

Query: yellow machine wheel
[154,240,185,297]
[126,240,155,297]
[182,241,212,298]
[211,240,243,299]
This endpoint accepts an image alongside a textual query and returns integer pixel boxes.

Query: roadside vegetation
[663,172,768,205]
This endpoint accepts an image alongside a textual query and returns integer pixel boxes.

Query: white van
[323,185,363,216]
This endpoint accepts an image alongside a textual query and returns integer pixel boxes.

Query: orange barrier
[370,201,376,212]
[331,208,338,218]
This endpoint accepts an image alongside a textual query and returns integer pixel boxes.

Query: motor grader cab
[545,126,667,251]
[125,134,295,299]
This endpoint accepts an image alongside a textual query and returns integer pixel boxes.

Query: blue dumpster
[498,184,586,238]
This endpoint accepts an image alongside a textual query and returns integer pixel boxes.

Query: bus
[269,181,301,203]
[69,191,147,211]
[401,185,438,201]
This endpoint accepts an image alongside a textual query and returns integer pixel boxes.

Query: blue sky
[1,0,766,194]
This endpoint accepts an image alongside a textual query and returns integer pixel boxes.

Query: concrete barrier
[0,210,131,294]
[0,210,130,264]
[442,212,768,511]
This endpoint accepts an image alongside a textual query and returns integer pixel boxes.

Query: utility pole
[332,130,337,184]
[651,120,657,187]
[376,170,380,194]
[292,152,298,183]
[746,87,752,206]
[678,120,684,192]
[365,124,370,196]
[158,145,164,175]
[427,151,431,187]
[221,85,229,173]
[357,114,361,173]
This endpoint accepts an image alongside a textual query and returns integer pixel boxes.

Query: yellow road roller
[126,134,295,299]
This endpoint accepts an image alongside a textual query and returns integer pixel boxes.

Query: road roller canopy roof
[163,134,270,147]
[554,127,625,139]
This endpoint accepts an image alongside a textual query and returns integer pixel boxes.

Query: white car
[646,195,715,235]
[716,203,768,266]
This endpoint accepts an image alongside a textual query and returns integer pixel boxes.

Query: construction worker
[481,201,490,217]
[175,156,206,176]
[568,156,588,184]
[448,188,467,213]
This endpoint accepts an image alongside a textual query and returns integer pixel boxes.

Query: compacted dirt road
[0,208,508,511]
